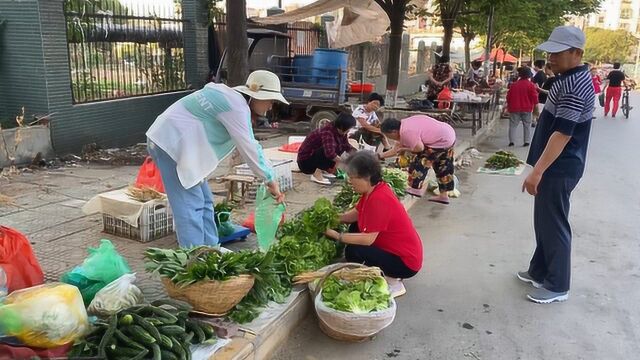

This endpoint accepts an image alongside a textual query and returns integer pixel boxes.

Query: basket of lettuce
[312,263,396,342]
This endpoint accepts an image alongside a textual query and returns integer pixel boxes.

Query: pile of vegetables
[333,168,409,211]
[321,276,391,314]
[144,198,344,324]
[145,248,291,324]
[69,300,215,360]
[485,151,523,170]
[213,202,234,226]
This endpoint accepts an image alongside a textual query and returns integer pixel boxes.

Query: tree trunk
[384,7,405,108]
[226,0,249,87]
[442,20,455,61]
[463,34,473,70]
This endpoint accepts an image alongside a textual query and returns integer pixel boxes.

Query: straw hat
[234,70,289,105]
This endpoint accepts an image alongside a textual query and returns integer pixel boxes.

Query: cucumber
[159,325,185,336]
[171,337,186,359]
[113,329,146,351]
[186,320,205,344]
[97,314,118,358]
[148,306,180,323]
[159,334,173,350]
[119,314,134,326]
[151,298,193,312]
[125,324,156,345]
[181,331,194,344]
[198,321,216,339]
[127,348,150,360]
[130,313,162,341]
[160,350,179,360]
[151,343,162,360]
[107,346,142,357]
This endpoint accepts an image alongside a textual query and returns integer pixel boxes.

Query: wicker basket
[312,263,397,342]
[160,248,255,316]
[162,276,254,316]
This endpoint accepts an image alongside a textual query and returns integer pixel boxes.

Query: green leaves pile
[333,168,408,211]
[485,151,523,170]
[321,276,391,314]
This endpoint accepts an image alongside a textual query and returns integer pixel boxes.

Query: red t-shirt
[356,182,423,271]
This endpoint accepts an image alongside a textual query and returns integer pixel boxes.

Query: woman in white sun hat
[146,70,288,248]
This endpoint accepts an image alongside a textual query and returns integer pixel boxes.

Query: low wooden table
[220,174,258,205]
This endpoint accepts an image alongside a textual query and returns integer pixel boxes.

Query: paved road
[274,93,640,360]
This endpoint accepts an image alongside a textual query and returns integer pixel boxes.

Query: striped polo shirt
[527,64,595,178]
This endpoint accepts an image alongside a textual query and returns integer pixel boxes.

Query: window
[621,8,632,19]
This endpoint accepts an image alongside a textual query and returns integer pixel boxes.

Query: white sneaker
[385,277,406,298]
[310,175,331,185]
[322,171,337,179]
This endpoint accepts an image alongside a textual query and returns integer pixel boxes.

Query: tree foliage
[584,27,637,63]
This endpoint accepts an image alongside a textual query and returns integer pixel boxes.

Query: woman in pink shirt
[380,116,456,204]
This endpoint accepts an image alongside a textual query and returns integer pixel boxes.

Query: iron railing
[64,0,187,104]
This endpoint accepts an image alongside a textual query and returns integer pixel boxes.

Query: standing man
[603,62,626,117]
[519,26,595,303]
[532,60,547,126]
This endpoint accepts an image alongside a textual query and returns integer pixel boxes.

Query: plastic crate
[102,201,174,242]
[234,159,294,194]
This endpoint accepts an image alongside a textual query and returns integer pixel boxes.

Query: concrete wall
[0,126,54,167]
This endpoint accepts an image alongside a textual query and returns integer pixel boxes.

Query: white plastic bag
[88,273,144,317]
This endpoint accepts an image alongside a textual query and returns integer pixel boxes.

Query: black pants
[345,223,417,279]
[297,148,335,175]
[528,176,580,293]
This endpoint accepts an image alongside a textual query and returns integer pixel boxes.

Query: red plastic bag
[0,226,44,293]
[242,212,285,233]
[278,142,303,153]
[0,342,72,360]
[134,156,165,193]
[437,87,453,109]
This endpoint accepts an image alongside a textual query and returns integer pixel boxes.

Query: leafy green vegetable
[321,276,391,314]
[333,168,408,211]
[485,151,523,170]
[214,202,234,225]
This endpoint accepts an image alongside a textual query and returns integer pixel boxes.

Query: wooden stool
[220,175,257,205]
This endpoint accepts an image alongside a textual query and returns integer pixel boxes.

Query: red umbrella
[475,48,518,63]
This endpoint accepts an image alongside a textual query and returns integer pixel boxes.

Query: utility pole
[483,5,495,79]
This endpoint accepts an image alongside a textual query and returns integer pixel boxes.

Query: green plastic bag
[255,184,286,251]
[60,239,131,306]
[217,212,235,237]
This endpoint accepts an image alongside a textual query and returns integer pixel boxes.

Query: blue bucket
[312,49,348,92]
[292,55,314,83]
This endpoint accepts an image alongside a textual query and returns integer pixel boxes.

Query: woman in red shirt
[324,151,423,296]
[505,66,539,147]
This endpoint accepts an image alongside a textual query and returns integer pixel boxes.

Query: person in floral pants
[380,116,456,205]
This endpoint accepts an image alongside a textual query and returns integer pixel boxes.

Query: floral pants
[404,147,455,192]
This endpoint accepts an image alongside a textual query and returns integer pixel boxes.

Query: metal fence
[63,0,187,104]
[210,14,324,57]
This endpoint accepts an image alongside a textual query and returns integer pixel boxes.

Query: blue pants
[528,176,580,293]
[148,140,219,248]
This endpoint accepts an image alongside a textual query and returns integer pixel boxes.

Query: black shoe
[508,143,514,147]
[523,143,530,147]
[531,123,536,128]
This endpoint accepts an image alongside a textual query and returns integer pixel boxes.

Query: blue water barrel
[312,49,348,93]
[292,55,314,83]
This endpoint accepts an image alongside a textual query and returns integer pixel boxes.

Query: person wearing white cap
[519,26,595,304]
[146,70,288,247]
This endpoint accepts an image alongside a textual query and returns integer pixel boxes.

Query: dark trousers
[345,223,417,279]
[528,176,580,293]
[297,148,335,175]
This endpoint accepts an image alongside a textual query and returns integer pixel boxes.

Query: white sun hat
[234,70,289,105]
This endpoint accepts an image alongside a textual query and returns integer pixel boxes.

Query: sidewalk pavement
[0,120,497,304]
